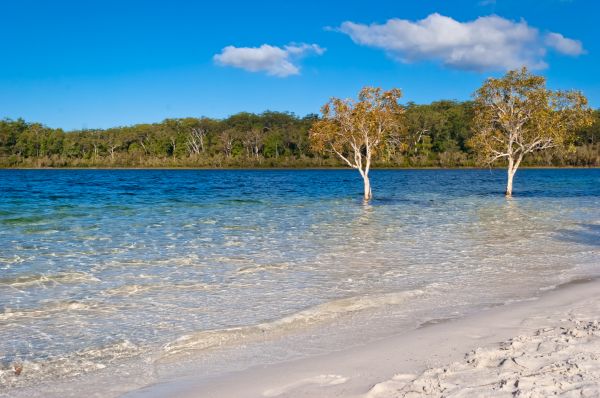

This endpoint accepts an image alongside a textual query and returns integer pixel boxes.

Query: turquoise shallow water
[0,169,599,392]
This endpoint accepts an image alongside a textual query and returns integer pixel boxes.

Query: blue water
[0,169,599,393]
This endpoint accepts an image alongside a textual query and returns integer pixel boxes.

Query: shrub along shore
[1,102,598,169]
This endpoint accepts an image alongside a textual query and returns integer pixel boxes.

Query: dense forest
[1,101,598,168]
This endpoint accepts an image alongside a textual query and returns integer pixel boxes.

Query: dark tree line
[1,103,598,168]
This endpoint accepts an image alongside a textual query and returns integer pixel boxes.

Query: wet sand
[125,278,600,398]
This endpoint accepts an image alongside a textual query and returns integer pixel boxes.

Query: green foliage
[470,67,593,168]
[0,105,598,168]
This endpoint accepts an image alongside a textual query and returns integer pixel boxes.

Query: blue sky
[0,0,598,130]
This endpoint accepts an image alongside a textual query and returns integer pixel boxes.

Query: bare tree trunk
[170,137,177,158]
[362,174,372,201]
[506,167,515,197]
[505,155,523,198]
[363,139,373,202]
[187,128,205,156]
[139,138,148,154]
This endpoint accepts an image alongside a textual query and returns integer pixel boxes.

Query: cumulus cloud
[213,43,325,77]
[338,13,584,72]
[544,32,585,56]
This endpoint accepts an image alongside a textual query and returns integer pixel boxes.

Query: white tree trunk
[505,153,524,197]
[506,169,515,197]
[363,174,372,202]
[506,156,516,197]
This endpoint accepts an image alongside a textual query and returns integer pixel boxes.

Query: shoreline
[1,166,599,171]
[124,278,600,397]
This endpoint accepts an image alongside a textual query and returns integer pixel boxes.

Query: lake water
[0,169,599,395]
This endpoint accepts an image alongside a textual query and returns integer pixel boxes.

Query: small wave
[0,300,115,322]
[101,281,214,297]
[101,256,200,269]
[0,255,26,265]
[223,199,264,205]
[222,225,259,231]
[0,215,47,226]
[0,271,100,288]
[101,284,157,297]
[160,289,423,360]
[172,281,215,291]
[235,263,289,275]
[267,290,424,329]
[214,256,253,265]
[22,227,62,235]
[0,211,85,228]
[0,339,142,389]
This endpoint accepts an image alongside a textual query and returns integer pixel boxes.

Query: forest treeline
[1,100,599,168]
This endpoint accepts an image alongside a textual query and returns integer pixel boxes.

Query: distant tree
[469,67,593,197]
[186,126,206,156]
[243,128,263,158]
[263,129,285,158]
[0,119,26,156]
[0,97,597,169]
[310,87,404,201]
[404,103,445,155]
[218,129,236,158]
[577,109,600,145]
[88,130,101,158]
[105,130,122,161]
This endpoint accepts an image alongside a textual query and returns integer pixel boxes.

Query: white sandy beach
[124,278,600,398]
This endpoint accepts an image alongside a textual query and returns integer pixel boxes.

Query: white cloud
[544,32,585,56]
[213,43,325,77]
[338,13,584,72]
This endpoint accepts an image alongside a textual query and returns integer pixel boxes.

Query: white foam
[160,289,423,359]
[0,339,143,389]
[0,272,100,288]
[0,300,115,321]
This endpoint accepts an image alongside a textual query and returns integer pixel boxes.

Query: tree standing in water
[470,67,592,197]
[309,87,404,202]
